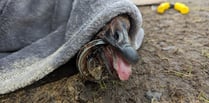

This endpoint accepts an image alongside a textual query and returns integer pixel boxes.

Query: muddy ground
[0,0,209,103]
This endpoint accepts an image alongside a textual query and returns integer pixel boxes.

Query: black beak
[117,43,139,64]
[103,29,139,64]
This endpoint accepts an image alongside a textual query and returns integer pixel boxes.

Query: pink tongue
[115,53,132,81]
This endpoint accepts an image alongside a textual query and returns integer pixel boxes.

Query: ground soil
[0,0,209,103]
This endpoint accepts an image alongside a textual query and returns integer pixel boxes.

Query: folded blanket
[0,0,144,94]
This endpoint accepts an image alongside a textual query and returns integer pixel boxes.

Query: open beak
[100,18,139,80]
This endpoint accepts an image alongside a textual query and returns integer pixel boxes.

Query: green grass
[198,91,209,103]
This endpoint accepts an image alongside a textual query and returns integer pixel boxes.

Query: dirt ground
[0,0,209,103]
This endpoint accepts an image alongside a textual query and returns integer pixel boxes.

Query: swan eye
[114,31,124,43]
[114,32,119,40]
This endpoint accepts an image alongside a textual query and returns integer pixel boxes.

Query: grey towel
[0,0,144,94]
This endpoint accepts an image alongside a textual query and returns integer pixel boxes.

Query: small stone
[145,90,162,102]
